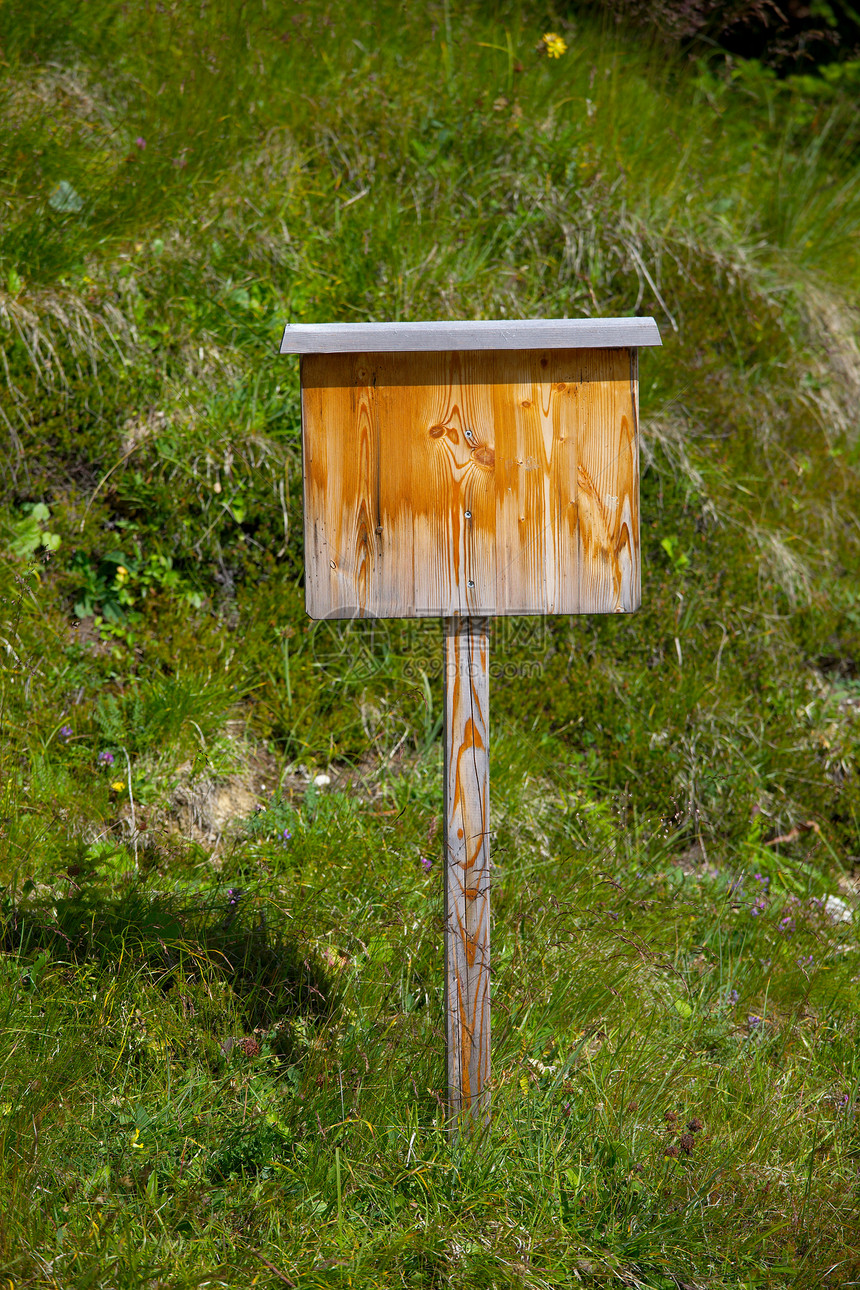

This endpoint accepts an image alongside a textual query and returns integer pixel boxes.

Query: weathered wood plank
[444,615,491,1129]
[575,348,640,614]
[373,354,414,616]
[546,353,580,616]
[411,352,460,614]
[282,316,662,353]
[300,347,640,618]
[300,356,335,620]
[429,352,495,616]
[301,354,381,617]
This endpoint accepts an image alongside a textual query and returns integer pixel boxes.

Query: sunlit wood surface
[444,615,491,1129]
[301,347,640,618]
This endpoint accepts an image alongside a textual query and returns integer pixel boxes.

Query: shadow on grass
[1,878,335,1038]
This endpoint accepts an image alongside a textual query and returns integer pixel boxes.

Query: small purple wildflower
[59,724,73,740]
[750,896,768,917]
[726,989,739,1006]
[420,855,433,873]
[747,1014,763,1031]
[753,873,769,887]
[778,916,795,934]
[280,828,292,847]
[796,954,815,970]
[226,888,241,907]
[135,137,146,149]
[98,751,115,765]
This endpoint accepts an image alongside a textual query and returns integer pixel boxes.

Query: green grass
[1,1,860,1285]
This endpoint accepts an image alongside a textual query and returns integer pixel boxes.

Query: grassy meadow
[1,1,860,1285]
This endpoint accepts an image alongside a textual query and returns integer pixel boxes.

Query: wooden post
[443,615,491,1130]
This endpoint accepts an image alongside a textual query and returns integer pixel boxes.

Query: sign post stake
[443,615,491,1130]
[280,315,662,1136]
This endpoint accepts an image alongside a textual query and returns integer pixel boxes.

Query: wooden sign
[281,317,661,1131]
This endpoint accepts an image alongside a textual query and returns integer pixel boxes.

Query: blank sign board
[281,316,661,1129]
[281,318,661,619]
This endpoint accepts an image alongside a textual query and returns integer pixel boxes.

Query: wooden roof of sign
[282,318,662,620]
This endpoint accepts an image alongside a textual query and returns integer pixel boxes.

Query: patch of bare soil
[116,720,422,853]
[164,723,281,845]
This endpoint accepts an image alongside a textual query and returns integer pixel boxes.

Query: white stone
[824,895,853,924]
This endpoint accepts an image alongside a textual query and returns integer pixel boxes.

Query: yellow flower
[542,32,568,58]
[115,565,129,585]
[111,780,126,793]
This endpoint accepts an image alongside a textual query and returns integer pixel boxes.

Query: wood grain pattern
[300,348,640,618]
[444,615,491,1129]
[282,316,662,353]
